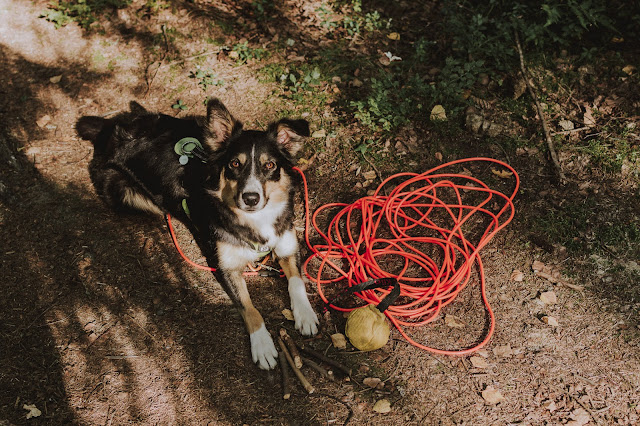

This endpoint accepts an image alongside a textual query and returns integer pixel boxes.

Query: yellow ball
[345,304,390,351]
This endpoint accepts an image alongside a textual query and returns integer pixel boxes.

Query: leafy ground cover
[1,0,639,424]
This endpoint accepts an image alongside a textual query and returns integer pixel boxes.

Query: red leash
[299,158,519,355]
[167,159,518,354]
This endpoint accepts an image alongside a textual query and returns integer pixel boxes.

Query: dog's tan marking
[279,255,300,280]
[264,173,290,205]
[122,188,163,215]
[236,153,247,164]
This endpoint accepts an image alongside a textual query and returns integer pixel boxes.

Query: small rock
[49,74,62,84]
[511,270,524,282]
[430,105,446,122]
[541,315,559,327]
[36,115,51,128]
[331,333,347,350]
[372,399,391,413]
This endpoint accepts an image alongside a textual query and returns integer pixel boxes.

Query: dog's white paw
[289,277,319,336]
[250,324,278,370]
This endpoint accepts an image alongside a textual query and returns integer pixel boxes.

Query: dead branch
[514,31,566,184]
[277,338,314,394]
[278,350,291,400]
[301,355,335,381]
[280,328,302,368]
[297,342,351,378]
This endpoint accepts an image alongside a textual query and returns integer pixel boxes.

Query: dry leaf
[282,309,294,321]
[311,129,326,138]
[49,74,62,84]
[541,315,559,327]
[351,78,363,88]
[36,115,51,128]
[23,404,41,419]
[387,32,400,40]
[510,270,524,282]
[331,333,347,350]
[491,168,513,179]
[482,386,505,404]
[372,399,391,413]
[435,152,443,161]
[493,344,513,358]
[622,65,636,76]
[430,105,446,121]
[542,399,557,412]
[444,314,465,328]
[583,105,596,127]
[470,356,488,368]
[566,407,590,426]
[539,291,557,305]
[363,377,382,388]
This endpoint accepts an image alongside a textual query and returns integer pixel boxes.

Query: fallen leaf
[311,129,326,138]
[622,65,636,76]
[482,386,505,404]
[36,115,51,128]
[430,105,446,121]
[542,399,557,412]
[444,314,465,328]
[470,356,488,368]
[23,404,41,419]
[566,407,590,426]
[363,377,382,388]
[49,74,62,84]
[282,309,294,321]
[539,291,557,305]
[351,78,363,87]
[493,344,513,358]
[558,119,574,131]
[583,105,596,127]
[435,152,443,161]
[331,333,347,350]
[491,168,513,179]
[541,315,559,327]
[387,32,400,40]
[372,399,391,413]
[510,270,524,282]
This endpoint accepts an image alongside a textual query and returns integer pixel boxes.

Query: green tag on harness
[251,241,272,258]
[174,137,207,164]
[182,199,191,218]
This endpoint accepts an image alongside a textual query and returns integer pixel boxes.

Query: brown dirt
[1,1,639,425]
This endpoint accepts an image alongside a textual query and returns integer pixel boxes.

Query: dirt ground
[1,0,639,425]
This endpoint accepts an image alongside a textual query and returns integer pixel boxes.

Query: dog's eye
[264,161,276,170]
[229,159,241,169]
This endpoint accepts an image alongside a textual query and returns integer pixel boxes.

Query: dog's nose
[242,192,260,207]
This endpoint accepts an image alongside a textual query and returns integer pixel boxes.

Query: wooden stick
[297,343,351,378]
[280,328,302,368]
[514,31,566,184]
[279,350,291,400]
[277,338,314,394]
[301,355,335,381]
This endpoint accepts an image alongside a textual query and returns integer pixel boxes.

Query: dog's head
[203,99,309,213]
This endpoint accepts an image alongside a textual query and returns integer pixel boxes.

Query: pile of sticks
[278,328,351,399]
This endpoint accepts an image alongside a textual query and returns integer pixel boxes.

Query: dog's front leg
[276,230,319,336]
[216,269,278,369]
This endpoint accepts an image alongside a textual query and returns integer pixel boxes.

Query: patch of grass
[231,41,268,64]
[189,67,225,91]
[40,0,132,29]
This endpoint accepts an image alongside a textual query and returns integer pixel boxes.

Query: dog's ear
[269,118,309,157]
[129,101,148,115]
[205,98,242,150]
[76,116,107,141]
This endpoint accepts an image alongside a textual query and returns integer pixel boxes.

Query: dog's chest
[236,200,286,247]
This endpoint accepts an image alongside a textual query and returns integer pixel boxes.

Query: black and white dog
[76,99,319,369]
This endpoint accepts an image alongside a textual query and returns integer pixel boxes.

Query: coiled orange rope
[299,157,519,355]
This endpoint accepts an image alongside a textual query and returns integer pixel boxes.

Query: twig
[279,350,291,400]
[514,31,566,184]
[145,24,169,98]
[277,338,314,394]
[280,328,302,368]
[551,126,591,136]
[301,355,335,381]
[297,343,351,378]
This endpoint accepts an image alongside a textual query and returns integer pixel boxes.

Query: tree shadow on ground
[0,44,349,424]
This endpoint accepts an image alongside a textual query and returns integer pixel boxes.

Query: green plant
[40,0,131,29]
[231,42,267,63]
[172,99,188,111]
[279,66,324,101]
[189,67,225,91]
